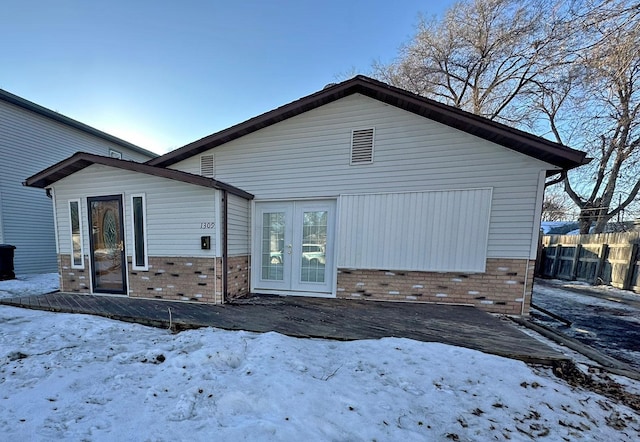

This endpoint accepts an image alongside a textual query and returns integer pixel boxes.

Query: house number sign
[200,222,215,229]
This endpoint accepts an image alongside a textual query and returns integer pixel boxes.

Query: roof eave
[147,76,587,171]
[147,82,359,167]
[24,152,254,200]
[1,88,158,159]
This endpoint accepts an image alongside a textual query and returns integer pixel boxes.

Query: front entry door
[255,200,335,295]
[88,195,127,294]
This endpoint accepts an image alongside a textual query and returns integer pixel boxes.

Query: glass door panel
[300,211,328,283]
[256,204,292,291]
[88,196,126,294]
[261,212,285,281]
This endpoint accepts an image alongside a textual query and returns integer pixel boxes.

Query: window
[350,128,374,164]
[131,194,148,270]
[69,199,84,268]
[109,149,122,159]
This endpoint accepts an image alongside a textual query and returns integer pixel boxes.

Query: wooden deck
[0,292,565,365]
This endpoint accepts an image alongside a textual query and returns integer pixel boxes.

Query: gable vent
[350,128,374,164]
[200,154,214,177]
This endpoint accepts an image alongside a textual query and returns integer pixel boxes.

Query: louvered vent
[200,155,214,177]
[350,128,374,164]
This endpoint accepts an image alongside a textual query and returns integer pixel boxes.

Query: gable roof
[0,88,158,159]
[147,75,588,170]
[23,152,253,200]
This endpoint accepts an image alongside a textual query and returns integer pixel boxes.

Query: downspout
[222,189,228,302]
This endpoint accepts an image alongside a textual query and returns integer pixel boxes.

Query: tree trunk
[593,210,614,233]
[578,208,595,234]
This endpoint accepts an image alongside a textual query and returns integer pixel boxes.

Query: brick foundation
[60,254,531,313]
[226,255,250,300]
[59,255,91,293]
[336,258,534,315]
[58,254,251,304]
[128,256,219,303]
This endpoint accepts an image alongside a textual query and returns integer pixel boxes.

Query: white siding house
[26,76,587,314]
[26,153,253,302]
[0,89,156,275]
[52,166,219,260]
[168,94,549,261]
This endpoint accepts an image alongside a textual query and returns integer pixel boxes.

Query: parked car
[270,250,283,264]
[268,244,325,265]
[302,244,325,265]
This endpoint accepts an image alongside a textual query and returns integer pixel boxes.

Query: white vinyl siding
[0,99,154,274]
[171,94,553,260]
[338,189,492,272]
[227,193,250,256]
[52,164,218,259]
[0,189,4,243]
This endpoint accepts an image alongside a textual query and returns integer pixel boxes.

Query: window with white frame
[131,194,148,270]
[69,199,84,268]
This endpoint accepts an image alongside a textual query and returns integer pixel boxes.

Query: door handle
[118,241,124,252]
[287,244,292,254]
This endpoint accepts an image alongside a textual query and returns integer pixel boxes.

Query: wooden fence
[538,232,640,293]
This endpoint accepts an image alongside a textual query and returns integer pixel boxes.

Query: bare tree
[374,0,640,234]
[537,0,640,233]
[373,0,559,126]
[542,192,575,221]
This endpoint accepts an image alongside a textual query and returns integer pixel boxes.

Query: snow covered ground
[1,276,640,440]
[0,273,59,299]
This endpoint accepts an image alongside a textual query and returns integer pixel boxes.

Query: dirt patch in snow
[552,360,640,414]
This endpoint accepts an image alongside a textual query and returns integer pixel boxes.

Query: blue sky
[1,1,453,154]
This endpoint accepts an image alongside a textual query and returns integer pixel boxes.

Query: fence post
[594,244,609,285]
[570,244,582,280]
[535,241,545,277]
[551,245,562,278]
[623,243,640,291]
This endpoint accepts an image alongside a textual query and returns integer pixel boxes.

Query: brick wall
[226,255,250,300]
[128,256,219,303]
[59,255,90,293]
[60,253,531,314]
[59,254,250,304]
[336,258,534,315]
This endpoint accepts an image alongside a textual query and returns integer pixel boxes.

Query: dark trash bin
[0,244,16,281]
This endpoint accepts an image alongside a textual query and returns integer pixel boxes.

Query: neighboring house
[542,221,640,235]
[25,76,588,314]
[0,89,157,274]
[541,221,580,235]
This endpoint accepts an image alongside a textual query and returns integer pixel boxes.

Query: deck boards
[0,293,564,364]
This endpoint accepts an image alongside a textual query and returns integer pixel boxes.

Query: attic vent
[350,128,374,164]
[200,155,214,178]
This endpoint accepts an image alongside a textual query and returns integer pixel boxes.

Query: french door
[88,195,127,294]
[255,200,335,295]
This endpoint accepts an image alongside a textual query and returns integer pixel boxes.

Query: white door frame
[251,199,336,297]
